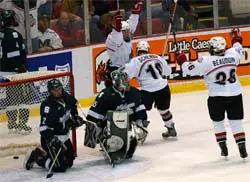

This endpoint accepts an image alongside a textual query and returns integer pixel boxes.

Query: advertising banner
[92,29,250,93]
[27,52,72,72]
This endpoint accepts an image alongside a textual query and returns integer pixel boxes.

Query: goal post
[0,71,76,157]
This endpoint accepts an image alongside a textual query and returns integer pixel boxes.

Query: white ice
[0,86,250,182]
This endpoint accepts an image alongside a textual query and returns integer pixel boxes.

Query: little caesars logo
[168,38,209,52]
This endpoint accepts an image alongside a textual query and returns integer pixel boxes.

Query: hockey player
[24,79,85,172]
[102,0,143,86]
[86,70,148,163]
[0,9,31,134]
[175,28,248,159]
[123,40,177,139]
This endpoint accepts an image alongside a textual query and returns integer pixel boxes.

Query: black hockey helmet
[47,79,63,92]
[0,9,18,27]
[111,70,130,91]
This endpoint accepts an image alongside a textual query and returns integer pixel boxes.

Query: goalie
[24,79,85,173]
[85,70,148,164]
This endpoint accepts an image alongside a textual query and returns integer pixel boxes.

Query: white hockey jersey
[0,0,47,39]
[38,28,63,49]
[105,14,139,67]
[124,54,172,92]
[181,42,243,97]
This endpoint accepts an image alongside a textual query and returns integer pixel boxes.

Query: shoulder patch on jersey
[44,106,50,113]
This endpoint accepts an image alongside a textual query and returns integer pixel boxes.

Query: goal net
[0,71,76,157]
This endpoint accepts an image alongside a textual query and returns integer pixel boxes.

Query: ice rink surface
[0,86,250,182]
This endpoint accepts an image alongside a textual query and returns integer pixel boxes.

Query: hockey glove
[71,115,86,128]
[231,28,242,45]
[49,136,67,151]
[112,10,122,32]
[175,50,187,66]
[131,0,144,15]
[133,120,149,144]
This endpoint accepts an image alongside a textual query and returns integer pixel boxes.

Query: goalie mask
[122,21,132,42]
[136,41,150,56]
[111,70,130,91]
[208,36,226,56]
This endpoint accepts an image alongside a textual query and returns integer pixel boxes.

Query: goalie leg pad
[126,136,138,159]
[84,122,98,148]
[106,110,129,163]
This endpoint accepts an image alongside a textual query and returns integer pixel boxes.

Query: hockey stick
[78,103,115,167]
[46,148,62,178]
[162,0,178,57]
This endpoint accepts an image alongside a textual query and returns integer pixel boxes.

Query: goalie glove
[131,0,144,15]
[231,28,242,45]
[133,120,149,144]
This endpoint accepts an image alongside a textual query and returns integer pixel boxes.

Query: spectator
[0,0,48,52]
[38,14,63,52]
[92,0,110,16]
[38,0,53,17]
[52,11,84,47]
[61,0,94,21]
[161,0,198,31]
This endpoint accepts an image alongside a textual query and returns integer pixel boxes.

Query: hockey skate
[24,147,46,170]
[219,141,228,157]
[162,123,177,138]
[7,121,18,133]
[18,123,32,135]
[238,142,248,159]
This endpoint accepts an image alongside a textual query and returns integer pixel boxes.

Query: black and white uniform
[37,92,78,172]
[0,25,30,131]
[86,86,147,158]
[0,27,26,74]
[0,0,48,51]
[181,42,245,144]
[124,53,175,129]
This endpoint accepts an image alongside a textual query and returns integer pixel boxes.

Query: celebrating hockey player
[123,40,177,140]
[102,0,143,87]
[0,9,31,134]
[24,79,85,172]
[175,28,248,159]
[85,70,148,165]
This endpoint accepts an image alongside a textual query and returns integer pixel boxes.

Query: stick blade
[46,172,54,178]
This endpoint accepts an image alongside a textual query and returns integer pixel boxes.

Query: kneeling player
[85,70,148,164]
[24,79,85,172]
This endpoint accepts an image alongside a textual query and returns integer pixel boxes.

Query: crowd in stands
[0,0,242,53]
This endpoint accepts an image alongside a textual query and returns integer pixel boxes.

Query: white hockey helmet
[208,36,226,55]
[121,21,130,31]
[136,41,150,55]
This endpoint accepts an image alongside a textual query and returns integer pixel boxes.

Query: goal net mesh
[0,71,75,157]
